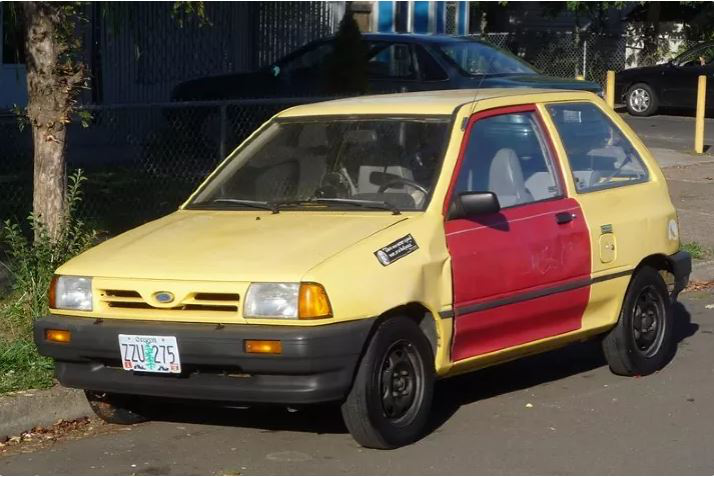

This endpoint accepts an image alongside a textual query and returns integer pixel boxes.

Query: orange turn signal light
[46,329,71,344]
[48,275,59,309]
[245,340,282,354]
[298,283,333,319]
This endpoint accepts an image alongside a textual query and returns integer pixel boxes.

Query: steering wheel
[377,177,429,196]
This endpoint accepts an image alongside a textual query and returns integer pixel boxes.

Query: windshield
[437,41,537,76]
[675,43,714,67]
[188,117,450,212]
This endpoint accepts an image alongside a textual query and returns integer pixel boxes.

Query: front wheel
[85,391,150,425]
[341,317,434,449]
[626,83,659,116]
[602,266,674,376]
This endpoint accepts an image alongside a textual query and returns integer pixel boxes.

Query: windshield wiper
[192,198,278,213]
[274,198,400,215]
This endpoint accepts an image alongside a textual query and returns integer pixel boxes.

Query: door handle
[555,212,575,224]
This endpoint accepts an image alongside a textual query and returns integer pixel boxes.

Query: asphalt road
[1,293,712,475]
[621,111,714,152]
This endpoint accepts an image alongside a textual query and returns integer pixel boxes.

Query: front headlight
[50,275,93,311]
[244,282,332,319]
[244,283,299,319]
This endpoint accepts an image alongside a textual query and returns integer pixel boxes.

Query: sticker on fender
[374,234,419,266]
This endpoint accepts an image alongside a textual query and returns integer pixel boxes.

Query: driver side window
[455,111,562,209]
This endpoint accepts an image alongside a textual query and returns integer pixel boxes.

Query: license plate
[118,334,181,374]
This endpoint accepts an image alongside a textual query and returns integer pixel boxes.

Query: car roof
[360,33,475,44]
[277,88,599,117]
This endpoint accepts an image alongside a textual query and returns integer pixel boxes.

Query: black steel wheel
[602,266,674,376]
[379,339,424,422]
[341,317,434,449]
[631,285,667,358]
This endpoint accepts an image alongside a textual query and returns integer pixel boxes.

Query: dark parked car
[171,33,602,101]
[616,41,714,116]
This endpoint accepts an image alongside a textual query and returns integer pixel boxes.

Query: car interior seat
[488,148,533,207]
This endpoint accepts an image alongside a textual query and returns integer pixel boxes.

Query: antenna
[466,34,501,119]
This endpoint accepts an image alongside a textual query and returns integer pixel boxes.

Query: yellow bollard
[695,75,706,154]
[606,70,615,108]
[576,74,585,80]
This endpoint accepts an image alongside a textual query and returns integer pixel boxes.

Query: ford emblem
[154,292,175,304]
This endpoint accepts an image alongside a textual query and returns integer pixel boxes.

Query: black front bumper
[34,316,374,405]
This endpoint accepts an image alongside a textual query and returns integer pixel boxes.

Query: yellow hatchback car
[35,89,690,449]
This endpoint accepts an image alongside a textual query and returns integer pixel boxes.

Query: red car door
[445,105,591,362]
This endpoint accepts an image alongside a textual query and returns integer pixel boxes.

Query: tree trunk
[21,2,83,240]
[641,2,662,66]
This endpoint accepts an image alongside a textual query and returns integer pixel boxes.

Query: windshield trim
[183,114,455,213]
[435,40,539,77]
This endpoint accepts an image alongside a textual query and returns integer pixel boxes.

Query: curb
[0,385,92,438]
[691,259,714,283]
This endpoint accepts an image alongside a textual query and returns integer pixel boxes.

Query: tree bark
[21,2,83,240]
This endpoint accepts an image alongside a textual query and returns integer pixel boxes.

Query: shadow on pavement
[142,300,698,439]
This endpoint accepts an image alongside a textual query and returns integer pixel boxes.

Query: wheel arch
[376,302,440,358]
[633,253,677,297]
[620,79,639,101]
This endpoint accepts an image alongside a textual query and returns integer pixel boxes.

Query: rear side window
[415,46,448,81]
[366,42,416,79]
[547,103,649,193]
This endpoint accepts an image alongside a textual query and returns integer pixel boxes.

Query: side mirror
[448,191,500,220]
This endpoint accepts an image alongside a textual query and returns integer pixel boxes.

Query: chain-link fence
[0,98,332,234]
[478,31,629,86]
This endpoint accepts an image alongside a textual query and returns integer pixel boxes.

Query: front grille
[99,289,240,314]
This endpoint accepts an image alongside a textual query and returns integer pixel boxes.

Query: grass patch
[0,298,55,393]
[682,241,713,261]
[0,338,54,394]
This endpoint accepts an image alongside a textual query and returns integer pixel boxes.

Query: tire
[85,391,150,425]
[341,317,435,449]
[626,83,659,116]
[602,266,673,376]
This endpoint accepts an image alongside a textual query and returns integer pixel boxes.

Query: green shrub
[0,170,96,393]
[0,338,54,394]
[682,241,713,261]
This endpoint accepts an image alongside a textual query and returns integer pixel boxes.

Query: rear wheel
[341,317,434,449]
[602,266,673,376]
[626,83,659,116]
[85,391,150,425]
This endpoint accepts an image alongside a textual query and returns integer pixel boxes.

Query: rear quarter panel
[538,99,679,332]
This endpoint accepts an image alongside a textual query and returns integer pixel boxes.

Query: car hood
[58,210,408,282]
[481,74,602,93]
[616,64,666,78]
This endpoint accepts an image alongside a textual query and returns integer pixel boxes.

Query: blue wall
[374,1,469,34]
